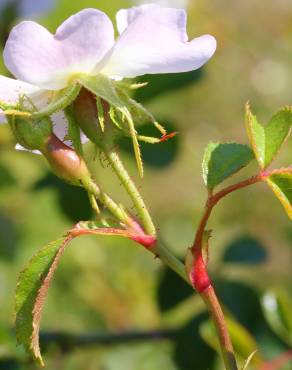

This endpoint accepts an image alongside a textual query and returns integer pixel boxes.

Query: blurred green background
[0,1,291,369]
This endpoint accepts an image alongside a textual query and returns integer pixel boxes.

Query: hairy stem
[103,147,156,236]
[100,147,188,281]
[87,181,137,231]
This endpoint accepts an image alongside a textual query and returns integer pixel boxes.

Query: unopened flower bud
[11,116,52,151]
[73,88,110,146]
[41,134,93,188]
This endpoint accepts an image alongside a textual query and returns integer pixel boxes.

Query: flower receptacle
[73,88,113,147]
[41,134,94,188]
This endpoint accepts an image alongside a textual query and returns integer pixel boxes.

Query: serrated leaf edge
[245,103,292,169]
[265,175,292,220]
[31,235,73,365]
[245,103,265,169]
[15,224,156,365]
[202,141,254,189]
[265,106,292,165]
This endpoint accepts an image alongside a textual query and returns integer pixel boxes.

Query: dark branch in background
[39,329,178,352]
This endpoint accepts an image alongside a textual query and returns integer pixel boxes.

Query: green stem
[155,238,189,284]
[89,177,187,281]
[87,181,187,283]
[97,141,237,369]
[103,148,156,236]
[86,181,136,230]
[99,147,188,282]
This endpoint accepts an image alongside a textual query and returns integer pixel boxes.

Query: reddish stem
[70,223,156,249]
[202,286,238,370]
[189,167,292,370]
[192,174,260,256]
[192,167,292,258]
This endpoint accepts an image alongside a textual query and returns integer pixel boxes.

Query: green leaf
[261,289,292,346]
[265,173,292,220]
[245,104,292,169]
[15,222,153,365]
[15,236,71,366]
[199,316,262,366]
[202,142,254,189]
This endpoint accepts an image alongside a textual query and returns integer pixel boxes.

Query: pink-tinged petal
[102,5,216,78]
[116,4,159,34]
[0,75,54,124]
[4,9,114,89]
[52,111,88,146]
[52,111,68,142]
[0,75,40,104]
[0,75,41,123]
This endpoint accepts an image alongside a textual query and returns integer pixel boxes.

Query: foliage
[0,1,291,370]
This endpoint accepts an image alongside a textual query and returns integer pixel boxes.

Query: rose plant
[0,4,291,370]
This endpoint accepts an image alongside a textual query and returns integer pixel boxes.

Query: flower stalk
[100,144,189,281]
[102,147,156,236]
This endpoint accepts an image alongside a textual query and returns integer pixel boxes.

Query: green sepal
[78,74,122,109]
[31,84,81,120]
[10,115,53,151]
[265,172,292,220]
[245,104,292,169]
[96,97,105,132]
[65,105,84,157]
[202,142,254,189]
[116,86,158,127]
[79,74,145,177]
[1,84,80,123]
